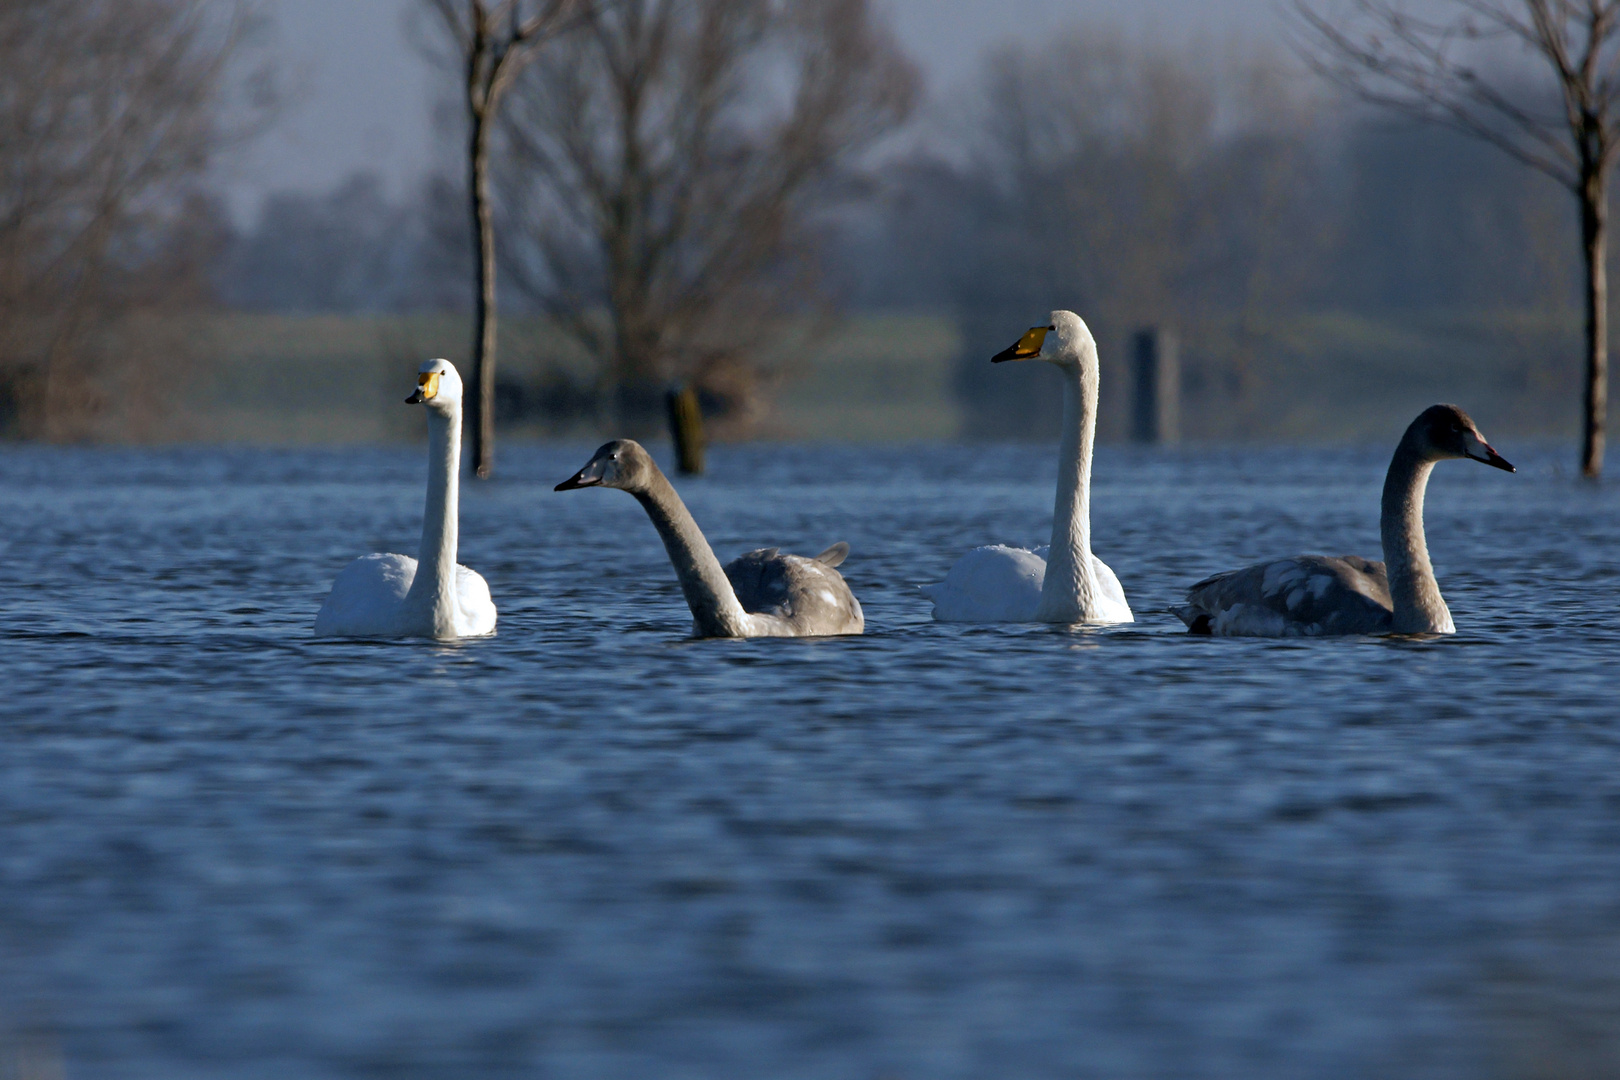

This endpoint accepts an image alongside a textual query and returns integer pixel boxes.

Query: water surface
[1,441,1618,1079]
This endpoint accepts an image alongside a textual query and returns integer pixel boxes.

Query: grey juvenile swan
[556,440,864,638]
[1174,404,1513,637]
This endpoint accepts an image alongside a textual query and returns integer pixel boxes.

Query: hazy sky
[219,0,1285,222]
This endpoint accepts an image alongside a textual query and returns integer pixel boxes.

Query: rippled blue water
[1,439,1618,1079]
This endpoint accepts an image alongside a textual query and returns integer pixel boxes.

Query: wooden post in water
[667,383,706,475]
[1131,327,1179,445]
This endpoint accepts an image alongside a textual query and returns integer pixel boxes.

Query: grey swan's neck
[1379,429,1454,634]
[404,404,461,636]
[1035,356,1103,622]
[632,467,753,637]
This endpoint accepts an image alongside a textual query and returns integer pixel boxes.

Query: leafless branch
[1294,0,1620,472]
[499,0,917,432]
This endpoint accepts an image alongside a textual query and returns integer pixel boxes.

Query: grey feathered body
[1172,405,1513,639]
[721,543,864,637]
[563,439,866,639]
[1174,554,1395,637]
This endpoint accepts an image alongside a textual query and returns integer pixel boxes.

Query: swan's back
[314,552,416,637]
[454,565,498,637]
[922,544,1132,624]
[1175,555,1393,637]
[922,544,1044,622]
[723,545,864,637]
[314,553,496,638]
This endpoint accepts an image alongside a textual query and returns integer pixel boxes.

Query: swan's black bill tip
[405,391,424,404]
[555,474,599,491]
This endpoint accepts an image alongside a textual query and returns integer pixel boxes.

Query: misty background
[0,0,1602,447]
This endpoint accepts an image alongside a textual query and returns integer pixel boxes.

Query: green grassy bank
[159,308,1606,445]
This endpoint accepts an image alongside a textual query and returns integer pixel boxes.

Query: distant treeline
[207,31,1586,438]
[1,7,1596,442]
[213,85,1577,327]
[838,32,1580,438]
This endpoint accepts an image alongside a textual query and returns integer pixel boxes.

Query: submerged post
[1132,327,1179,445]
[667,383,706,475]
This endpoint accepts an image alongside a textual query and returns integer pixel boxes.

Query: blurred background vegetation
[0,0,1611,448]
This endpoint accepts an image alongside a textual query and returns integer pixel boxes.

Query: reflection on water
[0,441,1617,1079]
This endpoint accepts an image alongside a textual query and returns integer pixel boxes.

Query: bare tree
[425,0,578,478]
[0,0,263,439]
[1297,0,1620,477]
[499,0,917,433]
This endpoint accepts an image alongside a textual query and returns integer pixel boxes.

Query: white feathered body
[923,311,1132,626]
[922,544,1133,624]
[313,359,497,641]
[314,552,497,639]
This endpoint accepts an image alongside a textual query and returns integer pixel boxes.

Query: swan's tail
[814,542,850,568]
[1169,605,1210,633]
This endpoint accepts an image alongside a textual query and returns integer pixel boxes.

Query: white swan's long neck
[1035,355,1102,622]
[1380,435,1453,634]
[633,468,753,637]
[405,404,461,635]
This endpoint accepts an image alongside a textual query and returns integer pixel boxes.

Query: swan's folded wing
[314,552,415,637]
[1089,554,1134,623]
[1177,555,1392,637]
[724,549,793,616]
[926,545,1043,623]
[724,550,863,635]
[455,564,498,637]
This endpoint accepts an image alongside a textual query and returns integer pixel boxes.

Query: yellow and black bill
[991,325,1054,363]
[406,371,441,404]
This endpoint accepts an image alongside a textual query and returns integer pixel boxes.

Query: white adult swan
[1174,404,1514,637]
[556,439,863,638]
[313,359,497,639]
[921,310,1133,624]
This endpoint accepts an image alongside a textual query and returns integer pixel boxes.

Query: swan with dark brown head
[1174,404,1514,637]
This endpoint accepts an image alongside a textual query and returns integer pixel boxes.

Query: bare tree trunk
[1293,0,1620,479]
[468,109,497,479]
[432,0,578,480]
[38,212,116,441]
[1580,164,1609,478]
